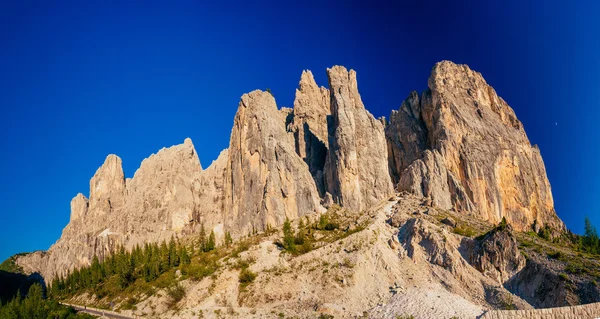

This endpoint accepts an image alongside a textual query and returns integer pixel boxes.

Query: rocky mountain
[387,61,562,231]
[16,61,564,289]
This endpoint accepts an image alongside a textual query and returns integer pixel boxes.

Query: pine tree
[168,236,177,267]
[584,216,599,254]
[206,230,216,252]
[159,240,170,273]
[283,217,296,252]
[90,254,101,286]
[295,218,306,245]
[179,244,191,265]
[225,231,233,247]
[199,223,207,253]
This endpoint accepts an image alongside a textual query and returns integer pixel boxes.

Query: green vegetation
[318,213,339,231]
[538,225,552,241]
[580,216,600,254]
[166,283,186,309]
[50,236,193,300]
[0,283,95,319]
[279,207,366,256]
[48,232,230,308]
[0,254,25,273]
[282,218,296,252]
[497,217,508,231]
[501,294,516,310]
[395,315,415,319]
[225,231,233,248]
[559,273,569,281]
[547,251,562,259]
[452,225,476,237]
[238,268,257,287]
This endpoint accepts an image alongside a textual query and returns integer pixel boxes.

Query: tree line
[50,224,230,299]
[580,216,600,254]
[0,283,94,319]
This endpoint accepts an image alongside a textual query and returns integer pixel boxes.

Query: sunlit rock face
[324,66,395,213]
[16,62,563,283]
[388,61,562,231]
[223,90,324,236]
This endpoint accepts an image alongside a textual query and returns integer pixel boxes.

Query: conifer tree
[207,230,216,252]
[583,216,600,254]
[283,217,296,252]
[199,223,207,253]
[168,236,177,267]
[225,231,233,247]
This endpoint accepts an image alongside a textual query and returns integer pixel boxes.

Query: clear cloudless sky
[1,0,599,262]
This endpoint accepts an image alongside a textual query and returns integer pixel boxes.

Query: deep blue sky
[1,1,599,262]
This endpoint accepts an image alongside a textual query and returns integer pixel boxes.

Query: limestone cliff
[16,62,564,284]
[223,90,324,235]
[388,61,562,231]
[18,140,204,281]
[287,70,331,195]
[324,66,395,212]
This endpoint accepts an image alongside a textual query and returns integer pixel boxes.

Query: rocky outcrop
[88,154,126,216]
[224,90,323,235]
[69,193,88,222]
[325,66,394,212]
[398,149,474,212]
[388,61,562,231]
[467,226,526,283]
[288,70,330,195]
[17,140,205,281]
[193,149,228,240]
[386,91,428,183]
[125,137,201,234]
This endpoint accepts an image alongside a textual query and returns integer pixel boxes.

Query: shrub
[318,214,339,231]
[324,222,339,231]
[167,283,185,300]
[497,217,508,231]
[559,273,569,281]
[166,283,186,307]
[239,268,257,287]
[453,226,475,237]
[547,251,561,259]
[538,226,551,241]
[283,218,296,252]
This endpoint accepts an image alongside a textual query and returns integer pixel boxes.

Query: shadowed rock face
[388,61,562,231]
[386,91,428,183]
[466,226,526,284]
[288,70,331,195]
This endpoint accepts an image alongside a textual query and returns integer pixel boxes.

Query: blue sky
[1,1,599,262]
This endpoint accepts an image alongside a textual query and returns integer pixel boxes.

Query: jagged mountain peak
[16,62,564,287]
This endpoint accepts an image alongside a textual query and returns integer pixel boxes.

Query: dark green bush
[239,268,257,287]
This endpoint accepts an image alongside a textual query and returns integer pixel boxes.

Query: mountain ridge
[16,60,563,286]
